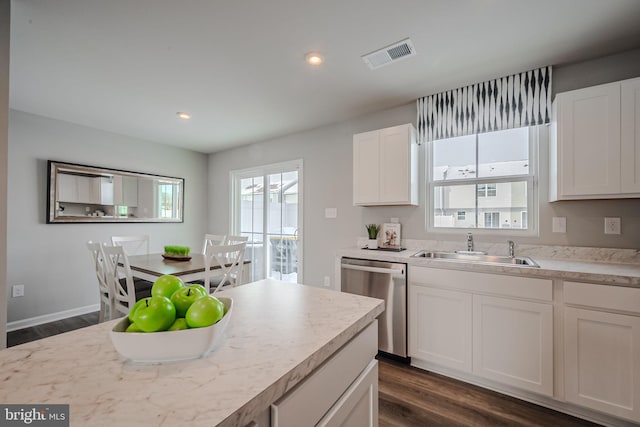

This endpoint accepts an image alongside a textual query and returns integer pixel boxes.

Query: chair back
[86,241,113,322]
[111,234,149,256]
[225,235,249,245]
[202,234,226,254]
[102,244,138,316]
[204,242,247,293]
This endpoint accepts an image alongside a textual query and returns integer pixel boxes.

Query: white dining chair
[224,235,249,245]
[111,234,150,256]
[102,244,154,317]
[204,242,247,294]
[202,234,226,254]
[86,241,113,323]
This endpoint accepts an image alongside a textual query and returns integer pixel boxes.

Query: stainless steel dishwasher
[341,257,407,358]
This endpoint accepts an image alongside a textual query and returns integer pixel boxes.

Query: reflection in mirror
[47,161,184,223]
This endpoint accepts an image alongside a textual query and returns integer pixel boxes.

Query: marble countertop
[337,246,640,287]
[0,279,384,427]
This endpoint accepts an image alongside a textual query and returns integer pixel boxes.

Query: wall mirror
[47,161,184,223]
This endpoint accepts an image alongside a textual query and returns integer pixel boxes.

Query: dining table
[126,253,250,284]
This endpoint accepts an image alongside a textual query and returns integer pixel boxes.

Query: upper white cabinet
[622,78,640,193]
[57,174,113,205]
[353,123,418,206]
[113,175,138,207]
[550,76,640,200]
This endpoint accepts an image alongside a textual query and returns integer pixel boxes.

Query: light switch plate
[325,208,337,219]
[552,217,566,233]
[390,217,399,223]
[604,217,621,235]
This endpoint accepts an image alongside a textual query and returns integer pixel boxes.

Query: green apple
[128,298,148,323]
[125,322,143,332]
[132,296,176,332]
[168,318,189,331]
[151,274,185,299]
[185,295,225,328]
[170,284,208,317]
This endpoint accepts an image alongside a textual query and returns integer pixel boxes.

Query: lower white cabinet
[409,285,472,373]
[563,281,640,423]
[473,295,553,396]
[317,360,378,427]
[271,321,378,427]
[408,266,553,397]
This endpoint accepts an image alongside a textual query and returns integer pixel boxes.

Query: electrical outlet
[12,284,24,298]
[552,217,566,233]
[604,217,621,235]
[324,208,337,219]
[323,276,331,287]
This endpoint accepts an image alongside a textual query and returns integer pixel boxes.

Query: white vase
[368,239,378,249]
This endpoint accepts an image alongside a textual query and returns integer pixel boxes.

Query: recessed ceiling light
[177,112,191,120]
[305,52,324,65]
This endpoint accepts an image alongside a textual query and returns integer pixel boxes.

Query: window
[231,160,303,283]
[477,184,497,197]
[157,180,182,219]
[484,212,500,228]
[428,126,538,233]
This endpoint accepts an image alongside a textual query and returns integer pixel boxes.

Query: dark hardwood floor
[6,311,99,347]
[6,319,602,426]
[378,356,601,427]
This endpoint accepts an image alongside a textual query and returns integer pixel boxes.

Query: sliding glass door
[231,160,303,283]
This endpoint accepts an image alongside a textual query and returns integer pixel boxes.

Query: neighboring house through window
[428,126,538,233]
[231,160,303,283]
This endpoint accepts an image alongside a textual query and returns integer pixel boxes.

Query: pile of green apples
[126,275,226,332]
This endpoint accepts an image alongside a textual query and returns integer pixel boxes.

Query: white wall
[208,49,640,289]
[7,111,209,324]
[0,0,9,346]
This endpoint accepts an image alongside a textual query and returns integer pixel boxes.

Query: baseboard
[411,358,639,427]
[6,304,100,332]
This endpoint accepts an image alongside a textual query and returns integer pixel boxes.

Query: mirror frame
[46,160,185,224]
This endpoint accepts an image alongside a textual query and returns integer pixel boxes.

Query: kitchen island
[0,279,384,426]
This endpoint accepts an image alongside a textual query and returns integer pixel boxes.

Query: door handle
[341,263,404,276]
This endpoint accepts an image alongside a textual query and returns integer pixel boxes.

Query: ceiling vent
[361,38,416,70]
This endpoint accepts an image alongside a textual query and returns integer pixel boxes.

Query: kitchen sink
[410,250,540,267]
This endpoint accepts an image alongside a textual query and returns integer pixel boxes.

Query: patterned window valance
[416,66,551,143]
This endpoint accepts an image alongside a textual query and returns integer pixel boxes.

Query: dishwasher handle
[341,263,405,276]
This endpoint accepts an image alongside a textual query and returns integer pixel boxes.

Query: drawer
[271,320,377,426]
[409,266,552,302]
[564,281,640,315]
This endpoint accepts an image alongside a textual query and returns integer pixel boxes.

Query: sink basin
[411,250,539,267]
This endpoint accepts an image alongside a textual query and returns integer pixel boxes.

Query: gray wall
[0,0,9,347]
[208,48,640,289]
[7,111,209,324]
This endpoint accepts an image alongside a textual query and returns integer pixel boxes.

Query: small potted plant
[365,224,380,249]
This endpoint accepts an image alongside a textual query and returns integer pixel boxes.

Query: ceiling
[9,0,640,154]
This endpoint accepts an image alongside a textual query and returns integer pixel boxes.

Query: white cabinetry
[563,281,640,422]
[353,123,418,206]
[550,76,640,200]
[409,285,472,373]
[56,173,77,203]
[271,321,378,427]
[57,173,113,205]
[622,78,640,193]
[113,176,138,206]
[473,295,553,395]
[408,266,553,397]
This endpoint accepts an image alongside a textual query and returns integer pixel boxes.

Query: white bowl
[110,297,233,363]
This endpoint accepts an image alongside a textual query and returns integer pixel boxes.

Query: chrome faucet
[467,233,474,252]
[508,240,515,258]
